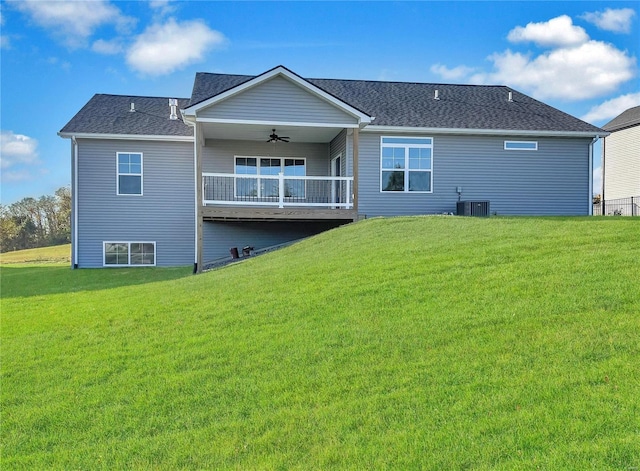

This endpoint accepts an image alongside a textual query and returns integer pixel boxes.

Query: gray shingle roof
[190,72,603,133]
[60,94,193,136]
[189,72,253,107]
[62,71,604,136]
[602,106,640,132]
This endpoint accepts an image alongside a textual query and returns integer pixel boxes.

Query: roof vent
[169,99,178,120]
[129,102,135,112]
[508,91,513,102]
[434,89,440,100]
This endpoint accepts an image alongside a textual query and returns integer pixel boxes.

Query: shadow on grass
[0,265,193,299]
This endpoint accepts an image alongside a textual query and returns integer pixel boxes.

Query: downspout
[601,137,606,204]
[72,136,79,268]
[192,121,198,274]
[179,110,199,274]
[588,135,599,216]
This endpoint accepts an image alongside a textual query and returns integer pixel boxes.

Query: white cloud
[149,0,177,18]
[13,0,135,48]
[581,8,636,34]
[593,165,602,196]
[0,10,9,49]
[581,92,640,124]
[433,15,637,102]
[92,38,124,55]
[507,15,589,47]
[470,40,636,101]
[126,18,226,76]
[430,64,475,81]
[1,169,36,183]
[0,131,40,170]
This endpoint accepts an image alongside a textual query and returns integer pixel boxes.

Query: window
[117,153,143,195]
[104,242,155,266]
[381,137,432,192]
[235,157,306,198]
[504,141,538,151]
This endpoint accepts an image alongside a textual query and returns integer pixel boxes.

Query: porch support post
[195,123,204,273]
[353,128,359,212]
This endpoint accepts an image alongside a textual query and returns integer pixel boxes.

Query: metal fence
[593,196,640,216]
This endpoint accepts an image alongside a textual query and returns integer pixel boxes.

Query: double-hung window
[235,157,306,199]
[381,137,433,192]
[104,242,155,266]
[117,152,143,195]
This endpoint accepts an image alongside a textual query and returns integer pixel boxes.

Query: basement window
[504,141,538,151]
[104,242,155,266]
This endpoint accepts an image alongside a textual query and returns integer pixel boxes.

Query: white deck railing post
[278,172,285,208]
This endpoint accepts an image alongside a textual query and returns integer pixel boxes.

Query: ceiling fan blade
[281,138,290,143]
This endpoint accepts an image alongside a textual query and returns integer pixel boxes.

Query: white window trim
[504,140,538,151]
[103,241,156,267]
[116,152,144,196]
[234,156,307,199]
[380,136,433,193]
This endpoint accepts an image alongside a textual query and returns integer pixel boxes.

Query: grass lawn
[0,244,71,265]
[2,217,639,469]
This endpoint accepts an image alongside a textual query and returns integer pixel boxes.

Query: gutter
[361,125,608,138]
[58,132,194,142]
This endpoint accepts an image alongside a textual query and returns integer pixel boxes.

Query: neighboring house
[59,65,605,271]
[602,106,640,201]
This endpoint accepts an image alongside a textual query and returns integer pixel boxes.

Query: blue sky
[1,0,638,204]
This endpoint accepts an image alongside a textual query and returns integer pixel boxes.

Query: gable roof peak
[184,65,373,123]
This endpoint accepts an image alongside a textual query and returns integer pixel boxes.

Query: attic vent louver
[434,89,440,100]
[169,99,178,120]
[130,102,135,112]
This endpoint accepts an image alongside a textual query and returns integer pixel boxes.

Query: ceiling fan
[267,129,290,143]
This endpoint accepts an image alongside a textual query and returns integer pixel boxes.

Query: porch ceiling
[200,122,344,143]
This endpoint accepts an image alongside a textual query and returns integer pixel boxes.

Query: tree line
[1,187,71,252]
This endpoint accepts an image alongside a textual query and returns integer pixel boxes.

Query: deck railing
[203,173,353,209]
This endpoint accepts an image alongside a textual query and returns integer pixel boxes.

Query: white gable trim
[182,66,372,124]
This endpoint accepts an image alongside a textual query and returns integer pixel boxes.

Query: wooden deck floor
[201,205,358,222]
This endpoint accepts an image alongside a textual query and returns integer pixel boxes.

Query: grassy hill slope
[0,243,71,265]
[2,217,639,469]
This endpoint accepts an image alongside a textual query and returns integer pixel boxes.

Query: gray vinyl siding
[203,220,344,262]
[604,126,640,200]
[202,139,330,175]
[76,139,194,267]
[329,130,347,176]
[358,133,591,216]
[198,76,358,126]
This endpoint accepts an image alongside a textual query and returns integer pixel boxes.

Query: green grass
[0,244,71,265]
[2,217,639,469]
